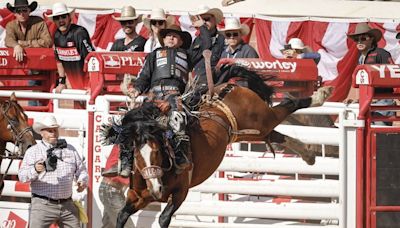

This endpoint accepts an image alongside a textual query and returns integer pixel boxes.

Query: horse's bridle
[1,101,33,148]
[133,143,172,180]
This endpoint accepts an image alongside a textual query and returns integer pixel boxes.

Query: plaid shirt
[18,140,88,200]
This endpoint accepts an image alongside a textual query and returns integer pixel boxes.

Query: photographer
[18,115,88,227]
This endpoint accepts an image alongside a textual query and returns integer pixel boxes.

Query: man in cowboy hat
[5,0,53,106]
[104,24,193,177]
[48,2,95,94]
[111,6,146,52]
[281,38,320,64]
[220,17,258,59]
[5,0,53,62]
[188,5,225,86]
[347,22,395,125]
[18,115,88,227]
[347,22,392,65]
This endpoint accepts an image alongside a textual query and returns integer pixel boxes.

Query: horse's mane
[216,65,274,104]
[101,102,165,148]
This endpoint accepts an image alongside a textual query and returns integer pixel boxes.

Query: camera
[44,139,67,172]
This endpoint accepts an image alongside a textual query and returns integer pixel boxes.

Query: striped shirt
[18,140,88,200]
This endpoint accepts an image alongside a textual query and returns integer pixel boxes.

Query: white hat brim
[192,8,223,24]
[33,123,60,134]
[112,15,141,21]
[46,8,74,18]
[219,24,250,36]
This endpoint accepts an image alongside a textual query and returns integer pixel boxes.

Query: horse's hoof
[310,86,333,107]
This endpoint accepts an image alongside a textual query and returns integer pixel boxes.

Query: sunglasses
[201,16,212,22]
[53,14,68,21]
[120,20,135,26]
[355,35,371,42]
[225,32,239,38]
[15,7,29,14]
[151,20,165,26]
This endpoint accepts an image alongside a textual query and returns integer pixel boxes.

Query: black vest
[151,48,189,85]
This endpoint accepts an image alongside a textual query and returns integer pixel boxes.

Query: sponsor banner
[353,64,400,87]
[218,58,317,81]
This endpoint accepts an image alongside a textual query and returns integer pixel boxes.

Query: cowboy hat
[143,8,175,29]
[158,24,193,50]
[192,5,223,24]
[347,22,382,42]
[33,115,61,133]
[7,0,37,13]
[112,6,141,22]
[46,2,74,18]
[219,17,249,36]
[280,38,308,54]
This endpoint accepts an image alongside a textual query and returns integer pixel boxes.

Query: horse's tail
[216,64,274,104]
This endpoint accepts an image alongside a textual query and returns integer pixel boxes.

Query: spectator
[143,8,173,53]
[18,115,88,227]
[103,24,193,177]
[220,17,258,59]
[347,22,395,126]
[188,5,225,86]
[281,38,320,64]
[5,0,53,61]
[98,145,134,228]
[47,2,95,93]
[5,0,53,106]
[111,6,146,52]
[281,38,321,98]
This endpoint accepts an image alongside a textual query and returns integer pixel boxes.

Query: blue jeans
[28,80,42,106]
[372,99,395,126]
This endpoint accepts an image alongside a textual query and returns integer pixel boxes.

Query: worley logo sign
[235,59,297,73]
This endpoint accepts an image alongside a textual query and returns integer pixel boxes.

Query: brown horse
[102,67,332,228]
[0,93,36,195]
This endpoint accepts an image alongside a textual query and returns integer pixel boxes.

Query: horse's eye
[10,119,19,125]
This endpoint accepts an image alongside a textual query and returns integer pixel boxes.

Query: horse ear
[10,92,17,101]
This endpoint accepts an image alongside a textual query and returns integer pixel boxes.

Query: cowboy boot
[102,164,119,177]
[173,134,191,173]
[119,148,133,178]
[102,147,133,178]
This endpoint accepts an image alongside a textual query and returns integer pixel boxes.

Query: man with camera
[18,115,88,227]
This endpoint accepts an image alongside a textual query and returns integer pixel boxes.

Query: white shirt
[144,36,162,53]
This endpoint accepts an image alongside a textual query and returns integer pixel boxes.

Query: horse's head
[134,137,165,200]
[102,102,167,200]
[0,93,36,156]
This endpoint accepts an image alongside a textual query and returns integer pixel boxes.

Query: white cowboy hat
[191,5,223,24]
[112,5,141,21]
[219,17,249,36]
[33,115,60,133]
[46,2,74,18]
[280,38,306,53]
[143,8,175,29]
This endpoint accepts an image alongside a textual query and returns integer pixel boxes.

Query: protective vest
[151,48,189,85]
